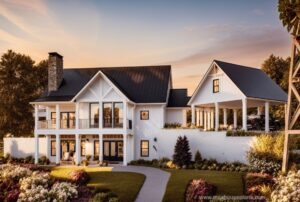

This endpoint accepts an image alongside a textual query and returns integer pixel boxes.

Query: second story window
[103,102,123,128]
[60,112,75,129]
[140,110,149,120]
[213,79,219,93]
[90,103,99,128]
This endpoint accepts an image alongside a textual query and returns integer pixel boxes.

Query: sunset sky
[0,0,291,94]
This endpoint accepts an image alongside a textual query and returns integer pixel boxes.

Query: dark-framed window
[213,79,219,93]
[60,112,75,129]
[90,103,99,128]
[81,140,86,156]
[94,140,99,156]
[103,102,123,128]
[51,140,56,156]
[140,140,149,157]
[140,110,149,120]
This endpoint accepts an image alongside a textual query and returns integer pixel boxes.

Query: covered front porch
[191,98,285,132]
[34,134,133,166]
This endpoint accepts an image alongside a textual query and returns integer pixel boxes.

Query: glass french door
[61,140,75,159]
[103,141,123,161]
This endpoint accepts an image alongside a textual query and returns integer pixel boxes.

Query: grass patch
[50,166,145,202]
[163,170,244,202]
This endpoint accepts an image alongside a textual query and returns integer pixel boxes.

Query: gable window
[51,140,56,156]
[140,140,149,157]
[140,110,149,120]
[213,79,219,93]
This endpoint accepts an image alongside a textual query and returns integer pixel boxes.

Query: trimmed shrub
[194,150,202,164]
[173,136,192,168]
[38,155,50,165]
[91,191,119,202]
[70,170,90,185]
[185,179,216,202]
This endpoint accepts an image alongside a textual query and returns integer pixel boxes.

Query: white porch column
[215,103,219,131]
[196,109,200,126]
[99,101,103,129]
[265,101,270,132]
[200,110,203,126]
[207,110,211,130]
[123,134,127,166]
[204,111,207,131]
[34,104,38,130]
[99,134,103,162]
[210,109,214,129]
[55,134,60,165]
[46,135,51,159]
[34,104,39,164]
[191,105,195,125]
[34,134,39,164]
[55,104,60,129]
[75,102,79,129]
[223,108,227,127]
[123,101,128,130]
[75,134,80,165]
[242,98,247,131]
[233,109,237,129]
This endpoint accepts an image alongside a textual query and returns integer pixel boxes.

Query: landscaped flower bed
[185,178,217,202]
[0,164,120,201]
[271,171,300,202]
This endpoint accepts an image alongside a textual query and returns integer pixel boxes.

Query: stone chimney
[48,52,63,92]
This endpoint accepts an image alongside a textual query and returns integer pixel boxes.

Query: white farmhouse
[4,53,287,165]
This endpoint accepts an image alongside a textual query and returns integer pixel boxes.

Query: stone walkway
[112,165,170,202]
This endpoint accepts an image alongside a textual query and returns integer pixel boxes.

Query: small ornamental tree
[194,150,202,164]
[173,135,192,168]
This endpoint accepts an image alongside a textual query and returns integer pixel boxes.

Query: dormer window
[213,79,219,93]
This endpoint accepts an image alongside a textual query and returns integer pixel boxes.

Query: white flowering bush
[18,185,50,202]
[19,172,51,190]
[49,182,78,201]
[271,170,300,202]
[1,164,32,181]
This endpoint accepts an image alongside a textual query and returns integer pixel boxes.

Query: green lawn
[51,166,145,202]
[163,170,244,202]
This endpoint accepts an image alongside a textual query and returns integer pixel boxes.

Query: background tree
[0,50,47,139]
[261,54,290,128]
[173,135,192,168]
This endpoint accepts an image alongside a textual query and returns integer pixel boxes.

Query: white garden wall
[135,130,255,164]
[4,137,47,158]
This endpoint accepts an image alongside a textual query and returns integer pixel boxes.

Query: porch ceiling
[195,98,285,109]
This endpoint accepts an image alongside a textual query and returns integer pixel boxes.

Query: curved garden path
[112,165,170,202]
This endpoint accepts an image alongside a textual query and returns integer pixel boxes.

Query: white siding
[191,65,245,105]
[166,108,185,124]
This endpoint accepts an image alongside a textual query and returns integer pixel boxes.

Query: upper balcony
[37,118,132,130]
[35,101,134,132]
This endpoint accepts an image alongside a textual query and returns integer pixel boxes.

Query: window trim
[140,110,149,120]
[140,140,149,157]
[51,140,56,156]
[213,79,220,93]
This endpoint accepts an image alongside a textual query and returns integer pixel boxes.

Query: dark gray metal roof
[167,89,190,107]
[35,66,171,103]
[215,60,287,102]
